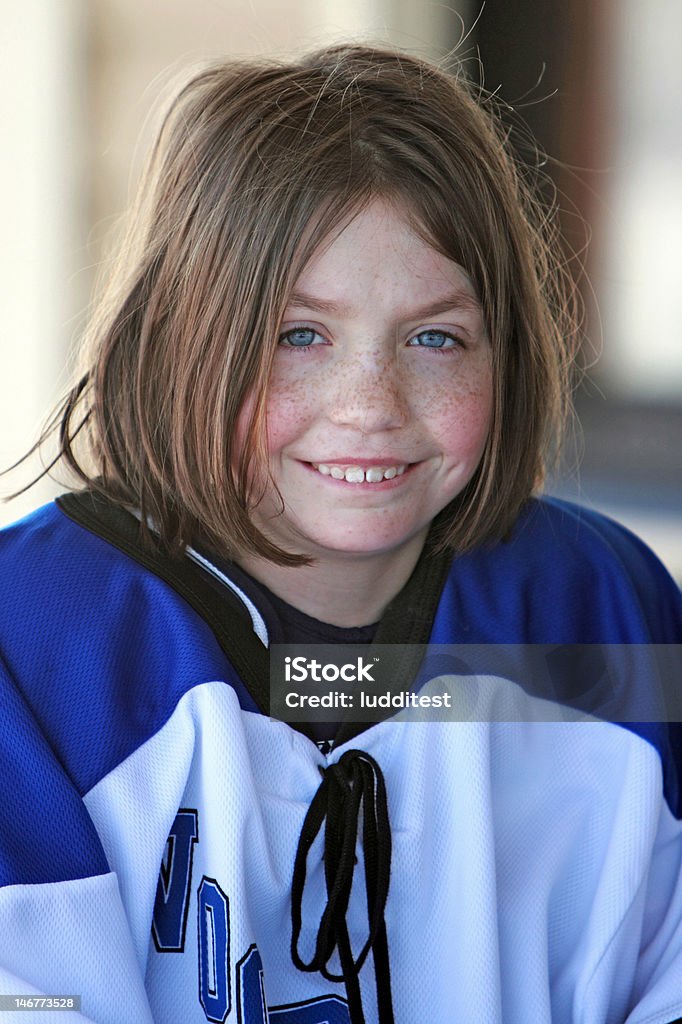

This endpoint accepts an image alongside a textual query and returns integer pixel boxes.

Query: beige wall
[0,0,86,523]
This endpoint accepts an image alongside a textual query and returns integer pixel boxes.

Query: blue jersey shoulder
[432,495,682,644]
[0,501,254,796]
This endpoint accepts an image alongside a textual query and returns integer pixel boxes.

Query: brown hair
[30,43,579,563]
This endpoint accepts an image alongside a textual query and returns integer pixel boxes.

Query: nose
[325,350,409,433]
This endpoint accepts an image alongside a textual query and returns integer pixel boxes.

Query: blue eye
[408,330,459,349]
[279,327,322,347]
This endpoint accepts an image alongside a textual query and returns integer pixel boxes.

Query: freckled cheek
[233,363,312,450]
[421,372,493,465]
[233,394,253,458]
[261,382,316,455]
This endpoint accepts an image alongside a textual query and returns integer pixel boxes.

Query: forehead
[290,198,480,313]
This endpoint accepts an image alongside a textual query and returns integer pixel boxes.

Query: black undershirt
[264,585,378,645]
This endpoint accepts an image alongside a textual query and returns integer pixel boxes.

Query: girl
[1,43,681,1024]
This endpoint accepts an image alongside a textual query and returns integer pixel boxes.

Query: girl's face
[242,198,492,568]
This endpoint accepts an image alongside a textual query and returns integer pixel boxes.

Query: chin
[296,524,428,561]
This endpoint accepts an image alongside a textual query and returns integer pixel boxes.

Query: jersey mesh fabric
[0,874,154,1023]
[0,655,108,886]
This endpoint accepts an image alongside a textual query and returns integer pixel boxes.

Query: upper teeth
[312,463,407,483]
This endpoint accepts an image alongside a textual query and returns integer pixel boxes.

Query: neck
[235,535,428,628]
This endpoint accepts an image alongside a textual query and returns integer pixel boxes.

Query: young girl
[1,43,681,1024]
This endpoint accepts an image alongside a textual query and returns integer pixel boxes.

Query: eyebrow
[287,290,482,320]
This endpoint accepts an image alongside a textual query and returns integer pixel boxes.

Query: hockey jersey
[0,491,681,1023]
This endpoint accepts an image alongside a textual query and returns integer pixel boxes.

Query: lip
[305,458,414,469]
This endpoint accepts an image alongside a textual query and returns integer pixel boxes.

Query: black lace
[291,749,395,1024]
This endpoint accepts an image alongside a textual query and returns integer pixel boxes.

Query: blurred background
[2,0,680,579]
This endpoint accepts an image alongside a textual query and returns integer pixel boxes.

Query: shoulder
[518,496,682,640]
[434,496,682,644]
[0,498,237,793]
[516,494,676,578]
[0,497,219,653]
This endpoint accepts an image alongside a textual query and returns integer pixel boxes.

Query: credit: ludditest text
[284,690,453,709]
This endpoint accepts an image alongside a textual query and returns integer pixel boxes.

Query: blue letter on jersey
[236,945,268,1024]
[269,997,350,1024]
[152,808,199,952]
[237,945,351,1024]
[198,877,231,1023]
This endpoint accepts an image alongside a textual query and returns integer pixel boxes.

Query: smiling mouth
[310,462,408,483]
